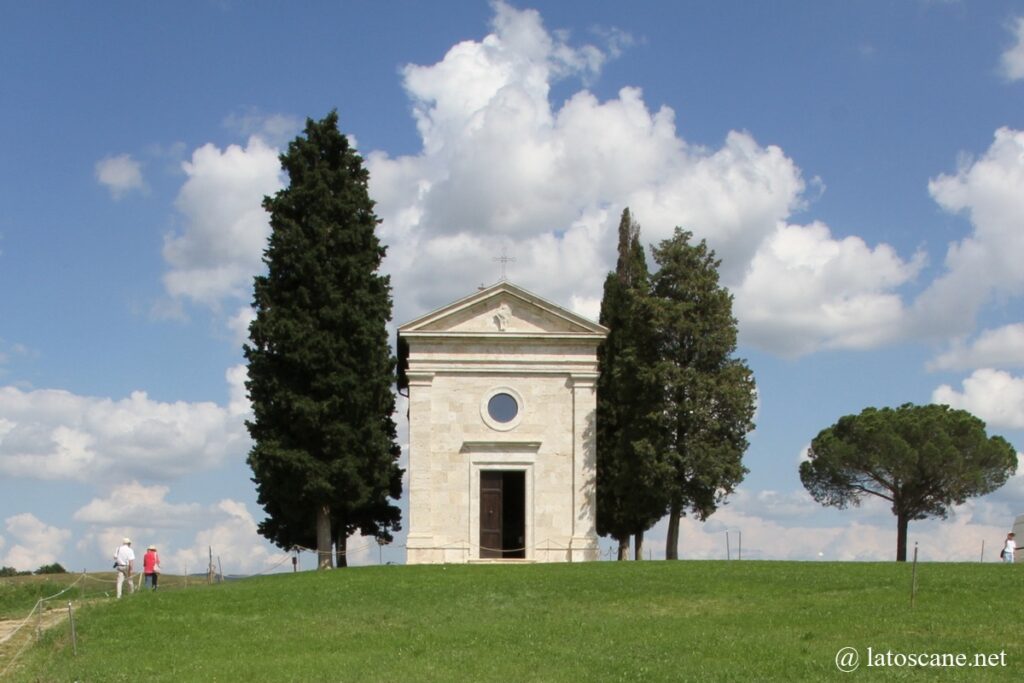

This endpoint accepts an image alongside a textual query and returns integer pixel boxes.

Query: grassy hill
[3,560,1021,681]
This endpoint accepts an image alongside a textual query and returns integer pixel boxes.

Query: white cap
[123,537,131,544]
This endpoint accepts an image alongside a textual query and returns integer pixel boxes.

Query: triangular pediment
[398,281,607,337]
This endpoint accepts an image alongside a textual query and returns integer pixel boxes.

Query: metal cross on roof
[493,247,516,280]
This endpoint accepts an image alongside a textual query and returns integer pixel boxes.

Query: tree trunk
[316,504,333,570]
[896,510,909,562]
[616,535,630,560]
[666,500,681,560]
[335,532,348,568]
[634,530,644,561]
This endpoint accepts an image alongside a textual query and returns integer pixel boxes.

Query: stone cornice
[401,331,606,343]
[405,366,598,376]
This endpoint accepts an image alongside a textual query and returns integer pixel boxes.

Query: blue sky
[2,1,1024,573]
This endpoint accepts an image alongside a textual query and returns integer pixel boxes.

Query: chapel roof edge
[397,280,608,336]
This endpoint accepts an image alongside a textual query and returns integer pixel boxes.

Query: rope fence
[0,573,88,677]
[284,536,590,566]
[0,598,43,648]
[244,552,295,578]
[0,615,40,678]
[258,536,612,565]
[247,534,590,574]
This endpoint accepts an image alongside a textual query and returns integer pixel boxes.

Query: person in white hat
[143,544,161,590]
[113,537,135,598]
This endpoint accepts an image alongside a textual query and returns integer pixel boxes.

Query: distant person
[143,545,161,590]
[1002,532,1017,564]
[113,537,135,598]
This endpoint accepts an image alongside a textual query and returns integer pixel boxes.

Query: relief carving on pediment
[494,303,512,331]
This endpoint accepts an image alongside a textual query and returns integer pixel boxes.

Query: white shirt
[1005,538,1016,555]
[114,544,135,567]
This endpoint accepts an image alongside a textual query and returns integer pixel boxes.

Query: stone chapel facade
[398,281,608,563]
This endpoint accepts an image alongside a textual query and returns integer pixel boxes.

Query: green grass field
[0,572,198,621]
[2,561,1021,681]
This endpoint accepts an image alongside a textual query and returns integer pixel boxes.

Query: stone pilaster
[569,373,599,561]
[404,371,435,564]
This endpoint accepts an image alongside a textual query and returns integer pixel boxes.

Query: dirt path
[0,607,69,661]
[1,608,67,640]
[2,613,54,644]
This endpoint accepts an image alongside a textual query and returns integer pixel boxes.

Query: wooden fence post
[67,601,77,656]
[910,543,919,608]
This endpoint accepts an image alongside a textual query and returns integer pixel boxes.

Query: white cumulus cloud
[2,513,71,571]
[155,1,928,360]
[368,0,826,338]
[162,136,282,307]
[226,363,251,418]
[227,306,256,349]
[734,222,924,356]
[73,482,206,528]
[928,323,1024,371]
[656,488,1014,562]
[932,368,1024,430]
[914,128,1024,337]
[73,496,285,575]
[1001,17,1024,82]
[0,373,248,483]
[223,109,302,149]
[167,499,285,576]
[95,153,145,199]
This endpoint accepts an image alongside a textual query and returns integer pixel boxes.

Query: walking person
[113,537,135,598]
[143,545,161,590]
[1002,532,1017,563]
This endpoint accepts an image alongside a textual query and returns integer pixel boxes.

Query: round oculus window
[486,392,519,423]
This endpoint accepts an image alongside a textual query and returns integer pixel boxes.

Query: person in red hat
[143,544,161,590]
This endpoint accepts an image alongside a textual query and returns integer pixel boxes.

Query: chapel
[397,281,608,563]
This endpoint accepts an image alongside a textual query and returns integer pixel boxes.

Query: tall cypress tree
[245,111,402,569]
[650,229,755,560]
[596,209,672,560]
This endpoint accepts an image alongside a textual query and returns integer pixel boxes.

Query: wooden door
[480,471,503,559]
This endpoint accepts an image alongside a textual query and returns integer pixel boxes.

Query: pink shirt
[143,550,159,574]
